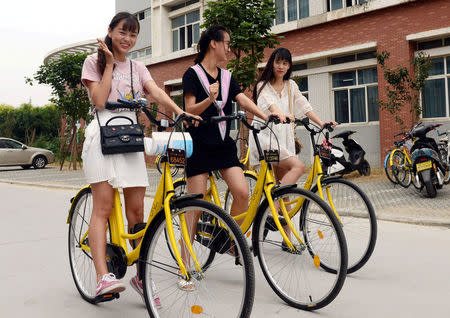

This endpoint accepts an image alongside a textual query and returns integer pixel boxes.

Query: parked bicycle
[384,131,414,186]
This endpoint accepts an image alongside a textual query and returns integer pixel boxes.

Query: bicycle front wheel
[308,178,377,273]
[140,199,255,318]
[68,187,111,303]
[384,152,398,184]
[253,187,348,310]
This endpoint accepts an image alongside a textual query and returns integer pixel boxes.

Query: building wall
[112,0,450,167]
[140,0,450,167]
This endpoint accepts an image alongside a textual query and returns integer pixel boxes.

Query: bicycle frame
[68,157,203,279]
[389,147,412,168]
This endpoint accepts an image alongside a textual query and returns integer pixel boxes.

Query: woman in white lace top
[249,47,336,186]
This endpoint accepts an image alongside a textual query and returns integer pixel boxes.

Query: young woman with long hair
[81,12,199,300]
[179,25,284,289]
[249,48,336,249]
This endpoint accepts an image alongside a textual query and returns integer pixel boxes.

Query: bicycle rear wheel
[68,187,111,303]
[253,187,347,310]
[308,178,377,273]
[224,172,258,213]
[391,152,411,188]
[140,199,255,318]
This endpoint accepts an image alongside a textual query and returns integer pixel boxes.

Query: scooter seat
[332,130,356,139]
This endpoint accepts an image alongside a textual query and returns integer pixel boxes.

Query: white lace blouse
[249,79,313,165]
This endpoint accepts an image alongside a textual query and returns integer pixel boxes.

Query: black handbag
[96,60,145,155]
[98,115,144,154]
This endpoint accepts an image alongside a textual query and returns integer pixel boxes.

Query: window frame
[171,10,200,52]
[331,67,379,124]
[274,0,309,25]
[421,55,450,119]
[327,0,368,12]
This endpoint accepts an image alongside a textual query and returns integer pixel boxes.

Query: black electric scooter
[410,123,446,198]
[330,130,371,176]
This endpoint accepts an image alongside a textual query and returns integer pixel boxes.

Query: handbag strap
[96,60,139,127]
[287,81,296,136]
[104,116,134,126]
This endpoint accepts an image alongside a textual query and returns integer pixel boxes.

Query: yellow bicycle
[384,131,417,188]
[224,117,376,274]
[67,100,255,317]
[174,112,348,310]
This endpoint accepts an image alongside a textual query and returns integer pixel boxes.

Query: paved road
[1,184,449,318]
[1,166,449,227]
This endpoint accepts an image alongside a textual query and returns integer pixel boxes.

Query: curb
[0,180,156,198]
[2,180,448,228]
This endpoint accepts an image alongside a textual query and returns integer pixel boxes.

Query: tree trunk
[72,123,78,170]
[59,115,67,170]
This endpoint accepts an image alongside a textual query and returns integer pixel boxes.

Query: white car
[0,137,55,169]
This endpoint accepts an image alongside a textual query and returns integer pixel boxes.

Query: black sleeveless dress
[182,65,242,178]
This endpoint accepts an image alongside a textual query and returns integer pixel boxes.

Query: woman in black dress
[179,25,283,289]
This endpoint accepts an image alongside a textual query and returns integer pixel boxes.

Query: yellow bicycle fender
[264,185,294,250]
[279,199,304,245]
[163,193,189,278]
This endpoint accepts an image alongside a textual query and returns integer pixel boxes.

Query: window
[418,37,450,51]
[274,0,309,25]
[127,47,152,59]
[230,102,240,131]
[172,10,200,52]
[330,50,376,65]
[327,0,368,11]
[3,139,22,149]
[170,0,200,11]
[292,76,309,100]
[172,93,184,132]
[292,63,307,71]
[135,9,151,21]
[332,67,379,123]
[422,56,450,118]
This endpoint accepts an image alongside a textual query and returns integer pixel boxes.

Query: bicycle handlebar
[105,99,203,131]
[294,117,334,134]
[209,112,284,132]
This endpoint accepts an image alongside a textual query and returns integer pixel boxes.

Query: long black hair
[97,12,140,74]
[253,47,293,102]
[194,25,229,64]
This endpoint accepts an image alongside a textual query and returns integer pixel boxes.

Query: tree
[26,52,91,170]
[376,50,431,129]
[0,104,17,138]
[202,0,280,92]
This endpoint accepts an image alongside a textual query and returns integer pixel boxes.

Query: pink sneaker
[130,275,162,308]
[95,273,126,296]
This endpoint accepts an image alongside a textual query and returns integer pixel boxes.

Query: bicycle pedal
[94,293,120,304]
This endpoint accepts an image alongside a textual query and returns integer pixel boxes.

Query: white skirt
[81,110,149,188]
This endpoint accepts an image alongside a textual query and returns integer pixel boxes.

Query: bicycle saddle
[332,130,356,139]
[394,139,405,147]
